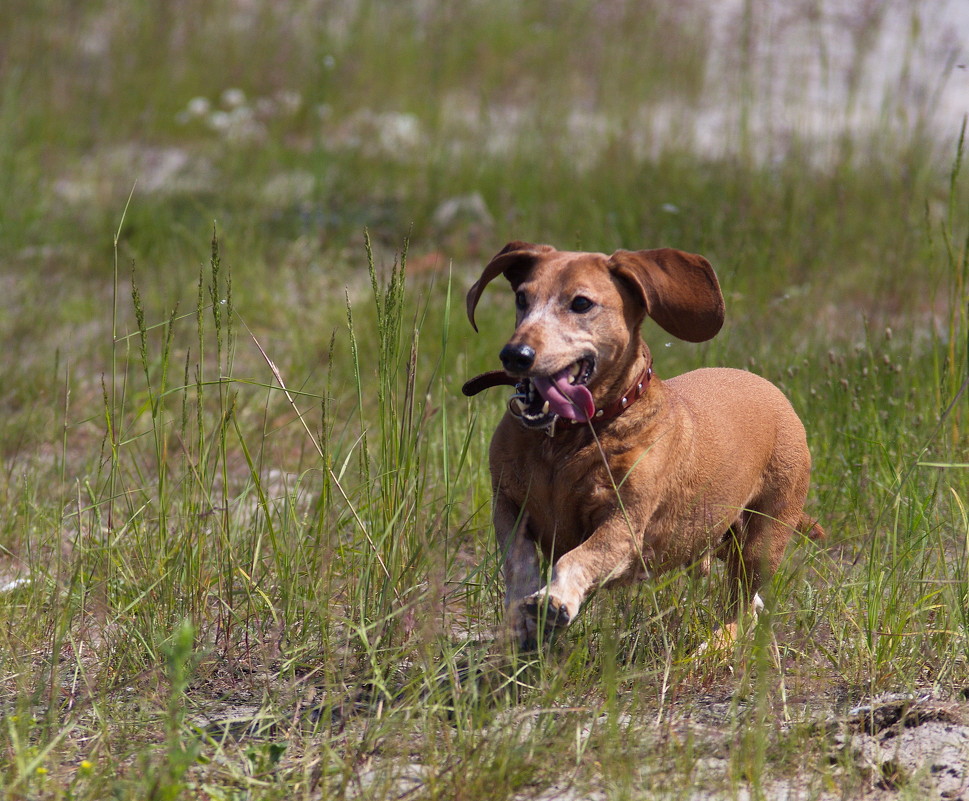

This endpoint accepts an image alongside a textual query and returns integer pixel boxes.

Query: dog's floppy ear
[608,248,724,342]
[466,242,554,332]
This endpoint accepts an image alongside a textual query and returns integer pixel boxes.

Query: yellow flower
[36,767,48,776]
[80,760,93,771]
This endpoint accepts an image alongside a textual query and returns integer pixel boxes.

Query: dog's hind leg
[705,502,799,652]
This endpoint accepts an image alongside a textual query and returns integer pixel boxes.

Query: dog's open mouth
[508,358,596,427]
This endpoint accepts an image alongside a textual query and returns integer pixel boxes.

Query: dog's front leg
[494,494,542,645]
[522,513,647,641]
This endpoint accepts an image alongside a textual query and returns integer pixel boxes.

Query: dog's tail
[798,515,826,542]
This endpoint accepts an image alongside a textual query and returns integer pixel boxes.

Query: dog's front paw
[515,592,572,649]
[523,593,572,628]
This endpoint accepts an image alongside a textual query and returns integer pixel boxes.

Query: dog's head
[466,242,724,427]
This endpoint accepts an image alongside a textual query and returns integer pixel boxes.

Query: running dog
[463,242,822,648]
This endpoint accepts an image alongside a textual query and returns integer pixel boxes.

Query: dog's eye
[570,296,594,313]
[515,291,528,310]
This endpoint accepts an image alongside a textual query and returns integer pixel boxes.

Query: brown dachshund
[464,242,822,649]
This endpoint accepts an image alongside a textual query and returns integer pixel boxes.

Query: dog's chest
[525,472,609,556]
[493,427,620,553]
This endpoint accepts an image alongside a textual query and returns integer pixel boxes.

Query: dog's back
[665,367,811,483]
[665,366,817,576]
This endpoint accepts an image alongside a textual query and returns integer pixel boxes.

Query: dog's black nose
[500,343,536,372]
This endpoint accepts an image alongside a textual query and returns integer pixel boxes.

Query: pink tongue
[532,368,595,421]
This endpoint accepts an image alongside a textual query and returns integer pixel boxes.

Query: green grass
[0,1,967,799]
